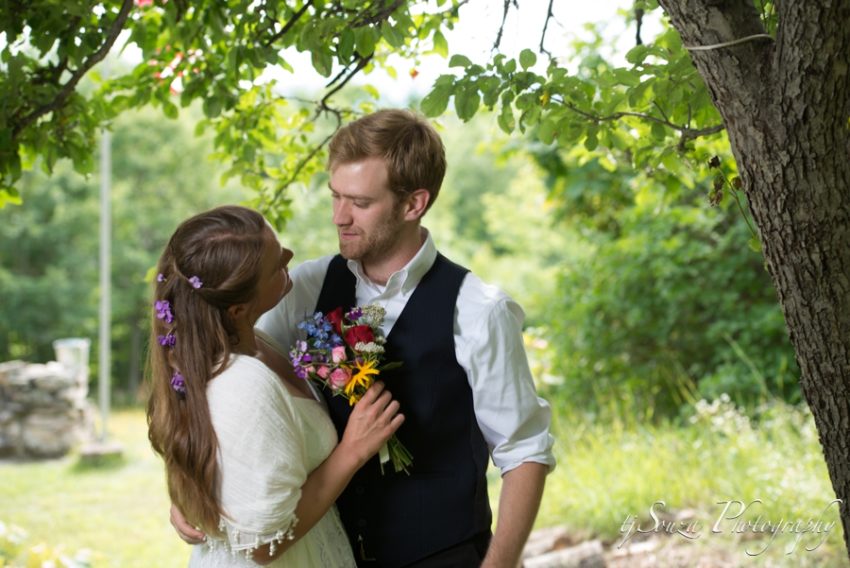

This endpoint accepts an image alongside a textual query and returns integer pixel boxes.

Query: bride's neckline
[245,332,320,402]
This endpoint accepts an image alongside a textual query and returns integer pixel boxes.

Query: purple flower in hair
[155,300,174,324]
[171,371,186,394]
[188,275,203,289]
[156,273,166,283]
[158,333,176,347]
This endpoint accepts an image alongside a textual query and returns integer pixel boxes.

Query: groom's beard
[337,208,405,263]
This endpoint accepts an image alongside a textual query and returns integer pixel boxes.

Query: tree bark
[658,0,850,554]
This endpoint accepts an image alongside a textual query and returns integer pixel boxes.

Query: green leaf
[626,45,650,65]
[479,76,502,107]
[203,97,223,119]
[627,80,653,107]
[162,100,179,119]
[338,28,355,61]
[519,49,537,70]
[355,27,377,56]
[497,104,516,133]
[650,121,666,141]
[432,30,448,57]
[311,49,333,77]
[503,59,517,74]
[449,54,472,68]
[381,22,404,48]
[420,86,451,117]
[538,117,557,144]
[613,68,640,87]
[454,86,480,121]
[363,84,380,100]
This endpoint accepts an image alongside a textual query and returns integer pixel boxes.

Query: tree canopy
[2,1,749,222]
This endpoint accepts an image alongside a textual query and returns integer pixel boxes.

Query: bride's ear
[227,302,249,322]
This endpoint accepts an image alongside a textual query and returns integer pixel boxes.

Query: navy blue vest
[315,254,492,567]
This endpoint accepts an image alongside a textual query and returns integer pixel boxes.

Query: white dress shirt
[257,230,555,474]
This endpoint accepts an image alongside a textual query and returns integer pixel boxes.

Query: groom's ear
[402,189,430,221]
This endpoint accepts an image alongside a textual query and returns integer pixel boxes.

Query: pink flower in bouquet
[316,365,330,379]
[329,367,352,390]
[332,345,347,364]
[344,325,374,348]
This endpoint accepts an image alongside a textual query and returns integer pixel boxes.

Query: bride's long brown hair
[146,205,267,534]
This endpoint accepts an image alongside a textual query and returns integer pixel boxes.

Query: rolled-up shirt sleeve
[455,275,556,475]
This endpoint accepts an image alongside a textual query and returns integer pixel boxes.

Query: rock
[524,539,606,568]
[0,355,93,459]
[21,412,80,457]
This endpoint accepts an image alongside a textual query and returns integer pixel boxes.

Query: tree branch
[492,0,515,52]
[269,128,338,207]
[352,0,405,28]
[555,96,725,144]
[539,0,555,58]
[323,53,373,94]
[12,0,134,139]
[635,6,644,46]
[263,1,314,47]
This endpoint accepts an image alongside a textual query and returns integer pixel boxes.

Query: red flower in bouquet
[326,307,344,334]
[344,324,375,348]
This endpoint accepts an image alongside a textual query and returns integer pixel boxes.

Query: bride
[146,205,403,566]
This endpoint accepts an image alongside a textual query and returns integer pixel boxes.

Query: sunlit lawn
[534,396,849,567]
[2,399,848,567]
[1,408,189,567]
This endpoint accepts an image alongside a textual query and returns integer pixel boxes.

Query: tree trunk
[658,0,850,554]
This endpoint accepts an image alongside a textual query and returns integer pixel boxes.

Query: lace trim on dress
[202,515,299,559]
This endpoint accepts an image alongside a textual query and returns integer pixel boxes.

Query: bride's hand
[339,381,404,467]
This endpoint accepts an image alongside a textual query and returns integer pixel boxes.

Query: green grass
[533,396,849,566]
[2,399,848,567]
[0,408,190,567]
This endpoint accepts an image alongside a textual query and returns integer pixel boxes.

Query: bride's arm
[251,381,403,565]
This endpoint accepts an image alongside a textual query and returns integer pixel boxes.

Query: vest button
[357,518,368,528]
[355,485,366,495]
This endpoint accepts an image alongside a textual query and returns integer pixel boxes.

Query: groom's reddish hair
[328,109,446,212]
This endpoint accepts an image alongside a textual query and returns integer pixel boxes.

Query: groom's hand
[170,503,207,544]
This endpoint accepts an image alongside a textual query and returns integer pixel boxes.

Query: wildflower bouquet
[289,305,412,474]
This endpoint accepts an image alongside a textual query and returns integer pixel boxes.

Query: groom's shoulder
[291,254,335,285]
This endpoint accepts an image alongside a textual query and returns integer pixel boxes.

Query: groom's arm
[482,462,548,568]
[455,279,555,565]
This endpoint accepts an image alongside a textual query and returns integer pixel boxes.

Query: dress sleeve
[207,358,307,554]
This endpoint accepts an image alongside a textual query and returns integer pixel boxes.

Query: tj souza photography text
[617,499,840,556]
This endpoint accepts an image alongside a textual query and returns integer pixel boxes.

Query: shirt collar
[346,228,437,294]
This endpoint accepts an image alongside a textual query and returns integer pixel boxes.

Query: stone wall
[0,360,94,458]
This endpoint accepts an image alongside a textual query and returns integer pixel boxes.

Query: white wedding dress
[189,347,356,567]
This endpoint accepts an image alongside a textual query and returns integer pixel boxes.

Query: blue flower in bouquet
[298,313,342,351]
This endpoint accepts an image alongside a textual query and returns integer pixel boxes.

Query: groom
[174,109,554,567]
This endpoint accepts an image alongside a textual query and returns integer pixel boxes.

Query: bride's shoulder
[209,356,289,405]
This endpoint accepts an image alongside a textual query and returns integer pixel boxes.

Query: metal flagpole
[99,128,111,441]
